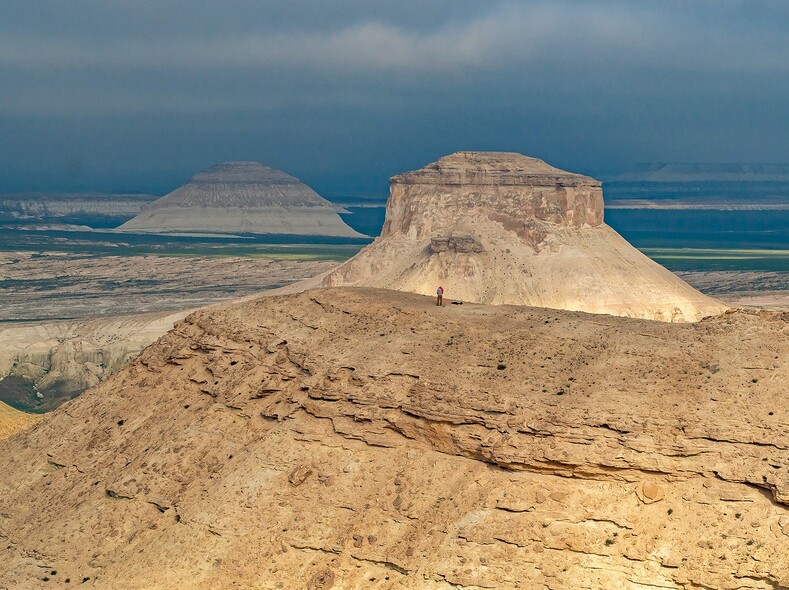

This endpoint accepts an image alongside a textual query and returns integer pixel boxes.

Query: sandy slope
[325,220,728,322]
[0,401,40,440]
[0,288,786,589]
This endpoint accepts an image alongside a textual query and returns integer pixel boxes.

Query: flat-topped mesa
[120,161,364,237]
[382,151,604,239]
[320,151,729,322]
[151,162,331,209]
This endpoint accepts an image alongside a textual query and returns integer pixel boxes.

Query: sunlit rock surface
[0,288,786,588]
[321,152,728,322]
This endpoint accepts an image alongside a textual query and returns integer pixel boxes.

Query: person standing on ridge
[436,285,444,306]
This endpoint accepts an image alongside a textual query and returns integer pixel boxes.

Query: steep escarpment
[321,152,728,322]
[120,161,364,237]
[0,288,786,589]
[0,310,188,411]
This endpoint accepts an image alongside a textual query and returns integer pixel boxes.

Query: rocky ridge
[319,152,729,322]
[0,288,786,589]
[120,162,364,237]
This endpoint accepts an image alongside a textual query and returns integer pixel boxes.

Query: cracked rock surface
[0,288,787,589]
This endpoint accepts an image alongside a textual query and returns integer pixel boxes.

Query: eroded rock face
[0,311,188,411]
[120,162,364,237]
[0,288,786,589]
[322,152,728,322]
[384,151,604,239]
[429,234,484,254]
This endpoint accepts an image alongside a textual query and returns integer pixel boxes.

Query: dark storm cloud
[1,1,788,194]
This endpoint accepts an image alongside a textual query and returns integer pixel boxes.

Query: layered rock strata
[120,162,364,237]
[321,151,728,322]
[0,288,786,589]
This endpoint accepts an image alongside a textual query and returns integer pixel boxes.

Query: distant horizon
[5,157,789,199]
[3,2,789,199]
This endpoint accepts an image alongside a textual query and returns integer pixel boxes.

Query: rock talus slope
[0,288,786,589]
[120,161,364,237]
[321,152,728,322]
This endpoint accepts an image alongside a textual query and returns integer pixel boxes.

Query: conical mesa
[322,151,728,322]
[121,161,364,237]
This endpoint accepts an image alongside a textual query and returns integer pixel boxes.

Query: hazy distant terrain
[612,162,789,183]
[0,251,340,321]
[677,271,789,310]
[604,163,789,210]
[119,162,365,237]
[0,193,157,227]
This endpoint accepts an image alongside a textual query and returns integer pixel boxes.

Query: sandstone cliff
[320,152,728,322]
[0,288,786,589]
[120,162,364,237]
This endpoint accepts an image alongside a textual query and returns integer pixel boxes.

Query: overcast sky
[2,0,788,196]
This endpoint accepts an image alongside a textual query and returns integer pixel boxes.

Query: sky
[2,0,788,197]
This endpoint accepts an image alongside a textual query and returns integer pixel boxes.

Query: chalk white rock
[321,151,728,322]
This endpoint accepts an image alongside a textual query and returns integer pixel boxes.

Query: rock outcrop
[0,288,786,589]
[120,161,364,237]
[320,152,729,322]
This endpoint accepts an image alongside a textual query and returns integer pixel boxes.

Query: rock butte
[0,288,786,588]
[320,151,728,322]
[120,161,364,237]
